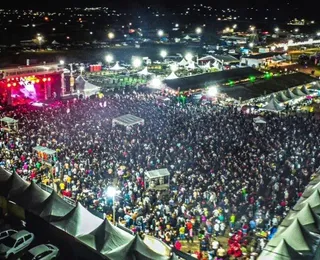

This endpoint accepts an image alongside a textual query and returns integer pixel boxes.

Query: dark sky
[0,0,314,18]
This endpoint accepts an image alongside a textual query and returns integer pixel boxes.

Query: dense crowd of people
[0,91,320,259]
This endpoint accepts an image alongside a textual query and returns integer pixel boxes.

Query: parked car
[0,231,17,242]
[0,230,34,259]
[21,244,59,260]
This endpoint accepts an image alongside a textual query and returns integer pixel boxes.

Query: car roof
[11,230,31,239]
[29,245,50,255]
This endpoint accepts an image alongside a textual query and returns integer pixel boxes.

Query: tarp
[100,220,135,259]
[31,191,74,221]
[137,67,153,76]
[110,61,126,71]
[268,219,318,252]
[165,72,179,80]
[292,87,306,96]
[131,235,170,260]
[9,182,51,210]
[51,203,103,237]
[259,240,306,260]
[261,97,284,111]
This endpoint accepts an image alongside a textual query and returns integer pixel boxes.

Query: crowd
[0,91,320,259]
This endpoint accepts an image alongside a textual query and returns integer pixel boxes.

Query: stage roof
[219,73,316,101]
[163,67,263,91]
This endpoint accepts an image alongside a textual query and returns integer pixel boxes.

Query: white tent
[110,61,126,71]
[165,72,178,80]
[253,116,266,124]
[112,114,144,128]
[186,61,197,70]
[183,35,192,40]
[199,61,211,70]
[51,40,59,45]
[178,58,188,66]
[76,75,100,97]
[137,67,153,76]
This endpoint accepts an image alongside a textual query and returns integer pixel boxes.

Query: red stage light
[47,77,51,81]
[43,78,47,82]
[36,79,40,83]
[15,78,18,81]
[7,78,10,82]
[7,83,11,87]
[11,78,14,81]
[12,83,16,87]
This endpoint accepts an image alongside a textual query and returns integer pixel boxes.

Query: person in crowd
[0,90,319,259]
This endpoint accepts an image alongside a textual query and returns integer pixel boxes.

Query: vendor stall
[112,114,144,129]
[0,117,18,132]
[33,146,56,164]
[144,168,170,190]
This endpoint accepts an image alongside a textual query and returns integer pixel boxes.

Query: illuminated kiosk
[33,146,56,164]
[112,114,144,130]
[0,117,18,132]
[144,168,170,190]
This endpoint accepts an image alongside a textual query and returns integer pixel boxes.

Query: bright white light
[317,32,320,36]
[207,86,218,96]
[106,186,117,198]
[59,60,65,65]
[185,53,193,61]
[175,23,179,27]
[270,46,276,51]
[157,30,164,37]
[294,28,299,32]
[150,77,162,88]
[108,32,115,39]
[250,26,255,31]
[233,24,237,29]
[195,27,202,34]
[275,27,279,32]
[105,54,113,63]
[160,50,167,58]
[249,42,254,48]
[132,58,142,68]
[170,63,178,72]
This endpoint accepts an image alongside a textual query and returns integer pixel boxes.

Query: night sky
[0,0,315,19]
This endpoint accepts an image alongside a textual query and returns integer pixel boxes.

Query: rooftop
[219,72,317,101]
[164,67,263,91]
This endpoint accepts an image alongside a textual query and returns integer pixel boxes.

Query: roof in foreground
[245,52,286,60]
[219,72,316,101]
[164,67,263,91]
[112,114,144,126]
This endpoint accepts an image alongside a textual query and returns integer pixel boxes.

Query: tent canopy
[165,72,179,80]
[0,117,18,124]
[285,89,298,99]
[51,203,103,237]
[259,240,306,260]
[110,61,126,71]
[9,182,51,210]
[277,92,290,102]
[253,116,266,124]
[99,220,135,258]
[145,168,170,180]
[268,219,317,252]
[137,67,153,76]
[33,146,56,155]
[260,97,284,112]
[292,87,306,96]
[7,172,30,199]
[31,191,75,221]
[112,114,144,127]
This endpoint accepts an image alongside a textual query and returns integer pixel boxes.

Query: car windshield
[1,237,16,248]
